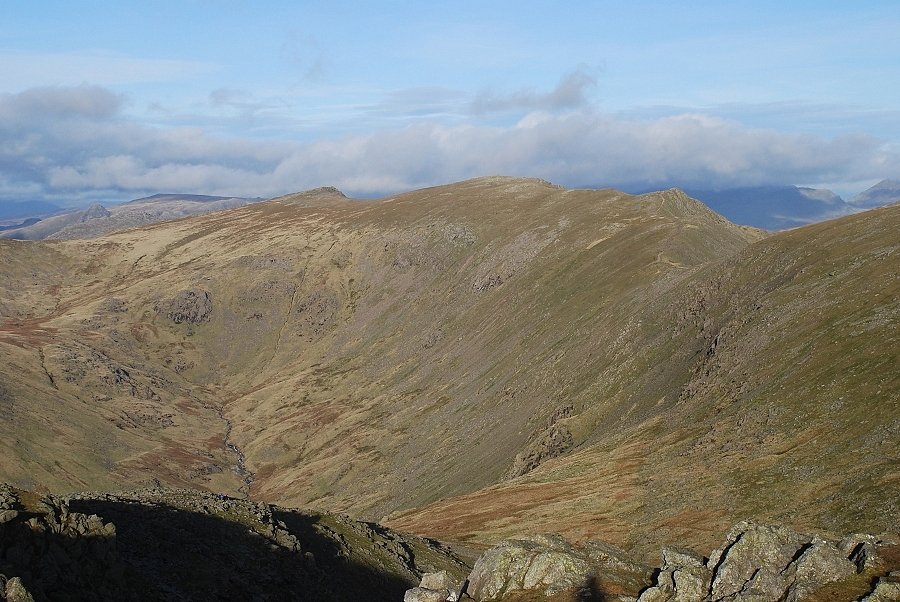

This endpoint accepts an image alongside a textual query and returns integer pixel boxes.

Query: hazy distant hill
[684,185,849,229]
[1,177,896,561]
[0,193,261,240]
[0,202,111,240]
[0,200,60,220]
[0,217,40,231]
[850,178,900,209]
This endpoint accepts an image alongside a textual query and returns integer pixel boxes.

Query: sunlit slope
[0,178,759,516]
[388,203,900,559]
[208,179,760,515]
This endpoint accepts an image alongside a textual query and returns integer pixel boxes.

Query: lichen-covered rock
[661,546,706,570]
[707,521,808,600]
[4,576,36,602]
[0,509,18,524]
[861,576,900,602]
[420,570,454,590]
[842,533,883,573]
[467,534,591,599]
[782,537,856,601]
[634,522,888,602]
[638,546,710,602]
[413,569,468,600]
[467,533,652,601]
[404,586,450,602]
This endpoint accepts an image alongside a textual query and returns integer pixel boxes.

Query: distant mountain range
[848,178,900,209]
[1,179,897,239]
[685,179,900,230]
[0,194,262,240]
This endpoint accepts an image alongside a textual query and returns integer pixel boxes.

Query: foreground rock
[444,533,653,601]
[0,483,469,601]
[637,521,898,602]
[412,520,900,601]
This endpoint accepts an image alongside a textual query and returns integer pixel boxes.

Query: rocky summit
[0,177,898,600]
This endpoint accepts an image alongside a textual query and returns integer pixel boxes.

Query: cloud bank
[1,84,897,204]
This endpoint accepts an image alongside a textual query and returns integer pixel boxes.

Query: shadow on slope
[0,484,449,601]
[69,498,414,601]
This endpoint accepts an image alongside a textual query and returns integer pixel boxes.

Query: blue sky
[1,1,899,205]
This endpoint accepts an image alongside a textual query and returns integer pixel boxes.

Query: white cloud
[0,85,123,121]
[1,84,898,204]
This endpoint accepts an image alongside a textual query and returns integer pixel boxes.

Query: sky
[1,1,899,206]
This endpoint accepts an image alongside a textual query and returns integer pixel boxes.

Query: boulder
[467,533,652,601]
[5,577,36,602]
[861,576,900,602]
[638,546,710,602]
[841,533,883,573]
[404,587,449,602]
[467,534,592,599]
[403,570,466,602]
[781,537,856,601]
[420,570,454,590]
[707,521,808,600]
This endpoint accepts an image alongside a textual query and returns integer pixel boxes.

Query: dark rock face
[507,405,575,479]
[0,484,125,601]
[293,290,338,338]
[163,289,212,324]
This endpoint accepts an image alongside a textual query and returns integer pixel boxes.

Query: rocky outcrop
[161,289,212,324]
[413,521,900,601]
[464,533,652,601]
[507,405,575,478]
[0,484,126,601]
[637,521,896,602]
[1,483,468,602]
[861,574,900,601]
[405,570,469,602]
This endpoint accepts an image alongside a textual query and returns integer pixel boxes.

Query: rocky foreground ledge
[1,482,897,601]
[0,483,470,601]
[406,523,900,602]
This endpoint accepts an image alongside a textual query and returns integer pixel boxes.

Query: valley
[0,177,897,599]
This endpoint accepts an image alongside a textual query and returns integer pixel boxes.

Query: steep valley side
[0,177,896,562]
[389,203,900,558]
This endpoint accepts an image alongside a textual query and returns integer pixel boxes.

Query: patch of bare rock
[158,288,213,324]
[406,521,899,601]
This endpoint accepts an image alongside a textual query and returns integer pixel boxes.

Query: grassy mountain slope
[0,177,895,562]
[389,203,900,558]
